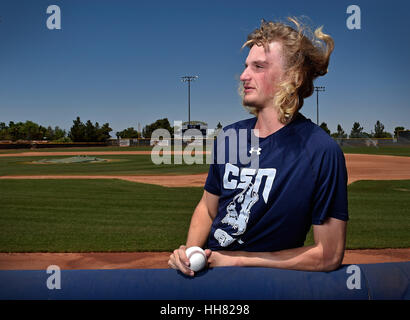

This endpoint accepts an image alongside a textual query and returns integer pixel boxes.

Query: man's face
[240,41,286,110]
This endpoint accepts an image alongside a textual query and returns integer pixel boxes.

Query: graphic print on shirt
[214,163,277,247]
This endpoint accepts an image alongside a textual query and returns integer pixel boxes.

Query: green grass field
[0,146,153,153]
[0,179,409,252]
[341,145,410,157]
[304,180,410,249]
[0,179,203,252]
[0,145,409,252]
[0,155,210,176]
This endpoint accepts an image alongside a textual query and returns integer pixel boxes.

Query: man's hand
[168,245,191,276]
[168,245,212,277]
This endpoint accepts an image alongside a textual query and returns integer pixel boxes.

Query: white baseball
[185,246,207,272]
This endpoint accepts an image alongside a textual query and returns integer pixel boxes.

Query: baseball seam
[187,249,206,260]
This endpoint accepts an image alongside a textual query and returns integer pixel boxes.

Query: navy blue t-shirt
[204,112,348,252]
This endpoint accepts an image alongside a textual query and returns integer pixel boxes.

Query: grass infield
[0,179,409,252]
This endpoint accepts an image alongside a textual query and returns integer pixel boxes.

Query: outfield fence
[0,141,108,150]
[334,138,409,147]
[1,136,410,150]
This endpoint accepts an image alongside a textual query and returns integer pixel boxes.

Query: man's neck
[254,107,285,138]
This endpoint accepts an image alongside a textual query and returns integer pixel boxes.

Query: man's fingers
[168,253,177,269]
[173,248,194,276]
[168,259,176,269]
[178,245,190,267]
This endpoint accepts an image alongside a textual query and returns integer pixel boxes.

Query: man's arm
[208,217,347,272]
[186,190,219,247]
[168,190,219,276]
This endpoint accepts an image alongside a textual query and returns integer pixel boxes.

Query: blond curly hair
[240,17,334,123]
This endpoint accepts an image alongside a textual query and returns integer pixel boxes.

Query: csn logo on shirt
[214,163,277,247]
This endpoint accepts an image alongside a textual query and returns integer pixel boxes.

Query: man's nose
[240,68,250,82]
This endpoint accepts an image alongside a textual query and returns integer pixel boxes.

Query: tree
[373,120,385,138]
[53,126,66,140]
[96,122,112,142]
[85,120,97,142]
[44,126,66,141]
[394,126,405,139]
[3,121,46,141]
[45,126,54,140]
[0,121,67,141]
[142,118,173,139]
[116,127,139,139]
[216,122,222,130]
[69,117,112,142]
[350,122,364,138]
[0,121,43,140]
[337,124,347,138]
[69,117,86,142]
[331,124,347,139]
[373,120,392,138]
[0,122,11,140]
[319,122,330,135]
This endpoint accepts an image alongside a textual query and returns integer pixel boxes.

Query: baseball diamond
[0,148,409,269]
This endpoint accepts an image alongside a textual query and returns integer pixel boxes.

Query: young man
[168,18,348,276]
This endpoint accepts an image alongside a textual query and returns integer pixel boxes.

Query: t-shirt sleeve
[204,137,221,196]
[204,164,221,196]
[311,142,349,225]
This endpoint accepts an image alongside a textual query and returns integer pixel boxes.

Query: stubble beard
[242,93,262,110]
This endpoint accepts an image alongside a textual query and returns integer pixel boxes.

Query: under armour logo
[249,147,261,155]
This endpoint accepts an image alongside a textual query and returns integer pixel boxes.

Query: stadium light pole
[181,75,198,126]
[314,86,325,125]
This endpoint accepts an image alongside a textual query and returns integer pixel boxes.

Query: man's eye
[256,65,263,69]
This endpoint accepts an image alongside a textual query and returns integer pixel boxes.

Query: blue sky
[0,0,409,136]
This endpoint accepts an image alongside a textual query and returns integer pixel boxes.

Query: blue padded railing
[0,262,409,300]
